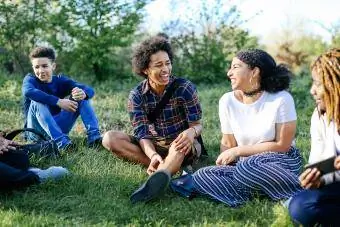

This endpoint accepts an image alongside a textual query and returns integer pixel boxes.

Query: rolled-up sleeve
[181,82,202,123]
[128,91,151,140]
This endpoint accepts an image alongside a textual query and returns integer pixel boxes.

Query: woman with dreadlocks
[171,49,302,206]
[289,48,340,226]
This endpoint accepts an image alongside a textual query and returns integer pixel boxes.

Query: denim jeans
[27,100,101,149]
[289,182,340,226]
[0,151,39,190]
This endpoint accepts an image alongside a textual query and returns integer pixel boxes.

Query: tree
[49,0,148,81]
[0,0,51,74]
[162,0,258,83]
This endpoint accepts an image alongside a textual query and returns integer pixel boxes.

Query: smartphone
[304,156,336,175]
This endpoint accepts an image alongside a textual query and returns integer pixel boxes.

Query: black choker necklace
[243,89,262,97]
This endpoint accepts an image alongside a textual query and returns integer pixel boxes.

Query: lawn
[0,73,314,226]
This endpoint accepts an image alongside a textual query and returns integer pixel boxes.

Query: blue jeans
[27,100,101,149]
[289,182,340,226]
[0,151,39,190]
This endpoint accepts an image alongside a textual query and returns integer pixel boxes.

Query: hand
[0,136,18,155]
[299,168,323,189]
[216,147,239,165]
[334,156,340,170]
[57,98,78,112]
[172,128,195,155]
[147,153,164,175]
[71,87,86,101]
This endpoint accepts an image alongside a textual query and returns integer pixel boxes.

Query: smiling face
[144,50,172,88]
[227,57,259,91]
[310,68,326,112]
[31,57,55,83]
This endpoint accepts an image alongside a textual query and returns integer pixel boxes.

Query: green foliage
[0,72,313,226]
[48,0,148,81]
[163,0,259,84]
[272,33,336,76]
[0,0,148,81]
[0,0,51,74]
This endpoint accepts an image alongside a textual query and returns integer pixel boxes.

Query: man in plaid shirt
[102,35,203,203]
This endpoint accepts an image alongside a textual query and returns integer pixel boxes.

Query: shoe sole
[130,170,171,204]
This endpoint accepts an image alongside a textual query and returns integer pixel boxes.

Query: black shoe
[88,137,102,149]
[130,170,171,204]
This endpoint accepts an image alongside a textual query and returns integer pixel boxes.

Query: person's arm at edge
[220,133,237,153]
[128,90,157,159]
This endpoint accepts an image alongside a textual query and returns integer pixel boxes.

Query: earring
[249,76,258,90]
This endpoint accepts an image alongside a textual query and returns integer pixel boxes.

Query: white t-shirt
[308,109,340,184]
[219,90,297,146]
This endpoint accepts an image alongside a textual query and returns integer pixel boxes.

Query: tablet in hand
[304,156,336,175]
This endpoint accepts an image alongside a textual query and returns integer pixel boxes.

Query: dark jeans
[0,151,39,190]
[289,182,340,226]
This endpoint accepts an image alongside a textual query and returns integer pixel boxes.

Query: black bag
[146,79,208,157]
[4,128,59,158]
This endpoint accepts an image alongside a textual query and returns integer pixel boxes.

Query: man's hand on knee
[172,129,195,155]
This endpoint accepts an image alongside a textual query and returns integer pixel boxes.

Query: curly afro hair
[236,49,292,93]
[132,36,173,78]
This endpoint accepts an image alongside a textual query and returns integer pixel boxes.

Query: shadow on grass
[0,163,287,226]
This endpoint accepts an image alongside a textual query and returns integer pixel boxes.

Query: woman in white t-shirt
[289,48,340,226]
[171,49,302,206]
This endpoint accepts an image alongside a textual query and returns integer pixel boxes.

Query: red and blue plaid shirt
[128,76,202,141]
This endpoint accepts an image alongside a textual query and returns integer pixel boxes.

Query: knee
[235,158,256,177]
[288,192,317,225]
[78,99,91,108]
[102,130,124,152]
[29,100,48,111]
[167,143,186,159]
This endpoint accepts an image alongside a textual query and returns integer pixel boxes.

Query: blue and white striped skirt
[192,147,303,207]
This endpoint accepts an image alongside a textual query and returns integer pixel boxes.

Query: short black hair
[236,49,292,93]
[29,46,56,62]
[132,36,173,78]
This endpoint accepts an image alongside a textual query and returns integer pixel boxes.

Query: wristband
[191,127,198,137]
[150,152,158,159]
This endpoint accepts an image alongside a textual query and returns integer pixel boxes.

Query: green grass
[0,73,313,226]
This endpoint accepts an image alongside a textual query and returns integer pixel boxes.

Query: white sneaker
[29,166,69,183]
[281,197,292,209]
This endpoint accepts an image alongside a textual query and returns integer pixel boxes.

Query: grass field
[0,73,315,226]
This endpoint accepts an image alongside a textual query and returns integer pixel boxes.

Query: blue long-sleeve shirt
[22,73,95,125]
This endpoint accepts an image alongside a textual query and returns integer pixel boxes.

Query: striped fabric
[192,147,303,207]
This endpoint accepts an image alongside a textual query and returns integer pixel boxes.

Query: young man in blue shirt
[22,47,101,151]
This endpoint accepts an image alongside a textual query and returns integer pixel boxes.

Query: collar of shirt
[141,75,175,95]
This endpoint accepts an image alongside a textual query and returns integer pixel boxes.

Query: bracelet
[150,153,158,159]
[191,127,198,137]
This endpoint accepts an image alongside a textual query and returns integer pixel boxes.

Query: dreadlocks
[311,48,340,131]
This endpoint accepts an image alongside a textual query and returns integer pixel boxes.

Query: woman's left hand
[334,156,340,170]
[172,128,195,155]
[216,147,240,165]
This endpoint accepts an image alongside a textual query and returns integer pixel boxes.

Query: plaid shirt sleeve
[128,90,152,141]
[180,81,202,122]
